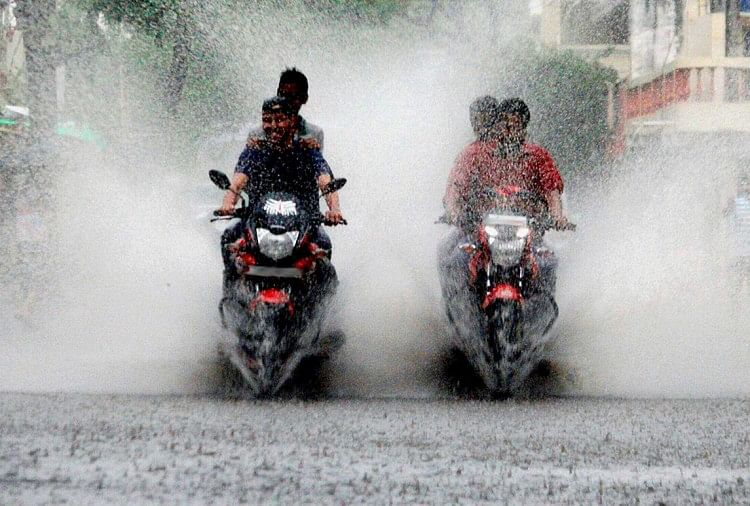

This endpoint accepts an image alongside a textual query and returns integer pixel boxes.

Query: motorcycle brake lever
[554,222,576,231]
[323,218,348,226]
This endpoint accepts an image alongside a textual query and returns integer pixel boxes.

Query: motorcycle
[208,170,347,397]
[439,186,575,397]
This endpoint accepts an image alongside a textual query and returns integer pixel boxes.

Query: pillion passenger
[246,67,324,151]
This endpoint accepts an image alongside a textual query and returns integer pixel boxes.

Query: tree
[14,0,57,137]
[79,0,195,112]
[496,47,619,183]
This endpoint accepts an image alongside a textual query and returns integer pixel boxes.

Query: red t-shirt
[443,141,563,217]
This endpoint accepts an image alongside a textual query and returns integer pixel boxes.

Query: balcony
[623,64,750,121]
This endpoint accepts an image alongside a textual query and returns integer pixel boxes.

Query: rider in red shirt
[444,98,568,229]
[440,97,570,295]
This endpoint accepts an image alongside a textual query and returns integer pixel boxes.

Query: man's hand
[215,204,236,216]
[553,216,576,231]
[216,192,238,216]
[216,173,248,217]
[299,137,321,150]
[246,136,263,148]
[324,209,346,225]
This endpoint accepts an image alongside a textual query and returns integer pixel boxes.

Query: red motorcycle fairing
[250,288,294,315]
[229,226,326,276]
[236,252,258,272]
[292,234,329,271]
[482,283,523,309]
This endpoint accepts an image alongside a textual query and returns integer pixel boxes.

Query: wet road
[1,394,749,504]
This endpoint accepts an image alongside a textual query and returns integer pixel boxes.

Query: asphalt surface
[2,394,749,504]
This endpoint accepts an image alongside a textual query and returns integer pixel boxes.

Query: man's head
[277,67,309,114]
[469,95,500,141]
[497,98,530,142]
[261,96,298,146]
[495,98,530,157]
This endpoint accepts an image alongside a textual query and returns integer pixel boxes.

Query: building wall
[682,6,715,57]
[612,0,750,156]
[537,0,631,79]
[630,0,682,80]
[540,0,562,47]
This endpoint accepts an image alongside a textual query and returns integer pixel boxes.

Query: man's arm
[218,145,257,215]
[309,149,344,224]
[298,120,324,152]
[546,190,565,224]
[218,173,249,215]
[532,145,567,226]
[443,145,479,222]
[317,173,343,222]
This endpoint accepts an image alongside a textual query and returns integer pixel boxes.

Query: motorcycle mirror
[321,178,347,196]
[209,170,231,190]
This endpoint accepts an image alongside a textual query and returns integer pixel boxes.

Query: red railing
[621,69,693,121]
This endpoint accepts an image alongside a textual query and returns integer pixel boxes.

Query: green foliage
[496,47,618,182]
[76,0,184,40]
[529,51,617,180]
[306,0,412,23]
[59,0,243,143]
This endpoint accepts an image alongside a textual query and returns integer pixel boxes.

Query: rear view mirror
[209,170,231,190]
[321,178,347,196]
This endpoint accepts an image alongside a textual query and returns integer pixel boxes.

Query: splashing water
[1,1,748,398]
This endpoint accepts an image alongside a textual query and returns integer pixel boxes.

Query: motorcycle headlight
[485,225,526,267]
[256,228,299,261]
[515,226,530,239]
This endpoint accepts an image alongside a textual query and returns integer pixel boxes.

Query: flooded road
[2,394,749,504]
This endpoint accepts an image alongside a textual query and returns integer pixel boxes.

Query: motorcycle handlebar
[532,217,576,232]
[556,222,577,232]
[212,210,347,226]
[321,216,348,226]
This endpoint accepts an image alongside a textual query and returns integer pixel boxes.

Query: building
[530,1,630,133]
[533,0,750,162]
[531,0,631,80]
[617,0,750,157]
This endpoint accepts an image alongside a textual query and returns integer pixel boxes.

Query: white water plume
[2,0,747,399]
[554,144,750,398]
[0,1,507,395]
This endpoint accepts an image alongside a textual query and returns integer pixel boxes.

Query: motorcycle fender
[482,283,522,309]
[250,288,294,315]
